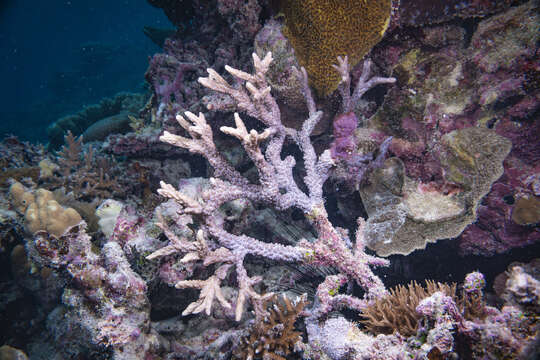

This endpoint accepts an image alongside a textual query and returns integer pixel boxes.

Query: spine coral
[147,52,390,321]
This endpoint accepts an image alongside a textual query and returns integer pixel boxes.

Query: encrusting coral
[359,126,512,256]
[280,0,394,96]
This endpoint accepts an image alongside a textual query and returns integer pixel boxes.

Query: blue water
[0,0,170,143]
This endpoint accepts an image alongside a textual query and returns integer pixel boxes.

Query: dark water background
[0,0,170,143]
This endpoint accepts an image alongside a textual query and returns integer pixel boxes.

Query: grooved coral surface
[281,0,392,96]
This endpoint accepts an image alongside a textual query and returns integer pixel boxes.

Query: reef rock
[361,127,511,256]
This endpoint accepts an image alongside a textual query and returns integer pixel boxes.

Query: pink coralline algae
[330,112,358,160]
[329,59,395,188]
[304,270,539,360]
[25,223,159,359]
[364,0,540,256]
[396,0,525,26]
[463,271,486,293]
[459,179,540,256]
[2,2,540,359]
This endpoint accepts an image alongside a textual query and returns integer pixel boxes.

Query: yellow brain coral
[280,0,393,96]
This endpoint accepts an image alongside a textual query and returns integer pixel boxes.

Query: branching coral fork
[148,51,390,322]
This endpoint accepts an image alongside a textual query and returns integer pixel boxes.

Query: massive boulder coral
[280,0,394,96]
[9,182,82,238]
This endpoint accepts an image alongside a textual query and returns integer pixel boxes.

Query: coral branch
[177,264,233,316]
[333,56,396,113]
[148,52,389,321]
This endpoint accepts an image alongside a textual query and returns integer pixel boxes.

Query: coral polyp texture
[280,0,393,96]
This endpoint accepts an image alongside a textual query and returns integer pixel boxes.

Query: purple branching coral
[146,52,392,322]
[330,57,394,187]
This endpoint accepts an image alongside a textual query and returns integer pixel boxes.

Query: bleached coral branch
[199,52,281,128]
[161,113,248,186]
[220,113,275,148]
[177,264,232,316]
[156,181,203,214]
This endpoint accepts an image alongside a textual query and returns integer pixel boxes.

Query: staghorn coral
[146,52,391,323]
[360,280,456,337]
[45,131,125,201]
[280,0,393,96]
[234,294,307,360]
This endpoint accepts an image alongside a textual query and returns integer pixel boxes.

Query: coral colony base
[1,1,539,360]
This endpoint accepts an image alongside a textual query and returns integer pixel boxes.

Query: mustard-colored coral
[9,182,82,238]
[280,0,393,96]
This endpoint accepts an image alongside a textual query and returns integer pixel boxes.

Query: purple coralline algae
[31,224,157,359]
[358,0,540,256]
